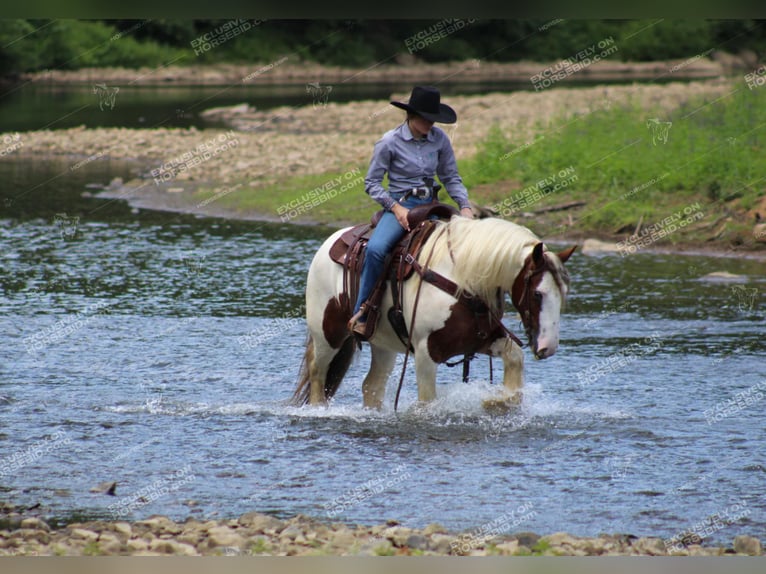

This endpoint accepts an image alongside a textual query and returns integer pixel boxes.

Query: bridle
[511,250,554,348]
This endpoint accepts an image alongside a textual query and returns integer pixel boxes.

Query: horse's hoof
[482,393,522,415]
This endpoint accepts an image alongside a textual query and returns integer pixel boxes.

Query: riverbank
[4,77,765,253]
[0,507,762,556]
[20,57,733,86]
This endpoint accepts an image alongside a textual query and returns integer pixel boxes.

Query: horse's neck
[428,220,539,303]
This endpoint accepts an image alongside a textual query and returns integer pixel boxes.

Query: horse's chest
[426,303,503,363]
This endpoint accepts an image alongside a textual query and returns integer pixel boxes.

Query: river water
[1,151,765,543]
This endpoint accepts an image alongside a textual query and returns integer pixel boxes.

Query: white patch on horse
[534,270,564,359]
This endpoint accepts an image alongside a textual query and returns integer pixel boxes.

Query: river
[1,154,764,543]
[1,76,765,544]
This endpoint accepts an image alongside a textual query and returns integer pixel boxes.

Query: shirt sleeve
[364,137,396,211]
[436,134,470,210]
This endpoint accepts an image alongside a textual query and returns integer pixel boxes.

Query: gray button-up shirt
[364,122,469,211]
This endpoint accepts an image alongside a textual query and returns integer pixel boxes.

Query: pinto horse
[291,216,575,410]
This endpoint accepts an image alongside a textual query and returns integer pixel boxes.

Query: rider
[348,86,474,335]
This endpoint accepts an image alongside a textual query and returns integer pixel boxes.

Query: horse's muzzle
[534,347,549,360]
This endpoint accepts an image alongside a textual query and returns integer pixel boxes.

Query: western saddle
[328,199,459,343]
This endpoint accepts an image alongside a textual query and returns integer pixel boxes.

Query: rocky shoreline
[20,58,735,86]
[0,508,762,556]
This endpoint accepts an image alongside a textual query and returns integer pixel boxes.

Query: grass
[461,84,766,244]
[247,537,271,555]
[194,168,372,227]
[82,541,102,556]
[192,81,765,247]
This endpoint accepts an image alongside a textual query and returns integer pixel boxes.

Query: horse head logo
[53,213,79,239]
[93,83,120,111]
[730,285,758,313]
[646,118,672,145]
[306,82,333,109]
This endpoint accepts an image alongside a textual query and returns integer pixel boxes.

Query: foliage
[2,19,766,76]
[0,19,186,75]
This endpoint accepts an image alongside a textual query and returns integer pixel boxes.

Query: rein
[404,252,524,348]
[393,231,526,408]
[393,227,444,411]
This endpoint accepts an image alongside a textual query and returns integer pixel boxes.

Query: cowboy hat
[390,86,457,124]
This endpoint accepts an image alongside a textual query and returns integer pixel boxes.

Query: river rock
[580,536,611,555]
[382,526,415,547]
[279,524,303,541]
[134,516,181,535]
[514,531,540,547]
[581,238,621,255]
[495,539,520,555]
[69,528,99,542]
[733,535,761,555]
[753,223,766,243]
[206,525,246,549]
[110,522,132,539]
[699,271,748,283]
[127,538,149,552]
[428,533,455,554]
[405,533,428,550]
[10,528,47,546]
[328,526,357,549]
[89,481,117,495]
[98,533,123,554]
[20,517,50,531]
[631,536,667,555]
[149,538,198,555]
[238,511,284,533]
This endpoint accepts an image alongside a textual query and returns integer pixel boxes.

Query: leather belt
[399,187,432,202]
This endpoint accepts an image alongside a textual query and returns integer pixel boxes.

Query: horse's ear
[532,242,545,266]
[557,245,577,264]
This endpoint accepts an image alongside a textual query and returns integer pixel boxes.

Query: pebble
[69,528,99,542]
[205,525,245,549]
[581,238,622,255]
[733,535,762,555]
[0,509,762,557]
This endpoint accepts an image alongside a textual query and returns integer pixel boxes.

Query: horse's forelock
[543,251,570,299]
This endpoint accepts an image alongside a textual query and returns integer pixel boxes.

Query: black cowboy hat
[390,86,457,124]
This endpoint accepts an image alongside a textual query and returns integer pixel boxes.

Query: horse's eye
[534,291,543,302]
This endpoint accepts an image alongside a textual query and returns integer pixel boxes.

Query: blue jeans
[353,197,431,315]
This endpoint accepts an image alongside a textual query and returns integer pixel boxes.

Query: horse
[291,215,575,410]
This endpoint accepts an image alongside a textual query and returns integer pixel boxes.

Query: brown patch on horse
[322,293,352,349]
[427,302,506,364]
[511,243,547,347]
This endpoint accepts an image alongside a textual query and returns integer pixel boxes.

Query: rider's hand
[392,203,411,231]
[460,206,474,219]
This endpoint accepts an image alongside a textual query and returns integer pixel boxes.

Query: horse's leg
[307,336,336,405]
[362,345,397,409]
[414,341,438,403]
[482,336,525,413]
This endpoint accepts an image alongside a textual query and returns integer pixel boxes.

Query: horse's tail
[290,333,357,406]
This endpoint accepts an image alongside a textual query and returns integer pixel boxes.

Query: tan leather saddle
[328,201,459,341]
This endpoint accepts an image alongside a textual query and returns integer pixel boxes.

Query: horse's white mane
[424,217,565,307]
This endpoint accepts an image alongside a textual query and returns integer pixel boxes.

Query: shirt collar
[398,121,436,142]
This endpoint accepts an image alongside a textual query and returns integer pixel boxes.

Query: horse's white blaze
[535,271,564,357]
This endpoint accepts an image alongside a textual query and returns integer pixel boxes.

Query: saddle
[328,201,459,341]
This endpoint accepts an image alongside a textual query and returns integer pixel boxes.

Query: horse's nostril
[536,347,548,359]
